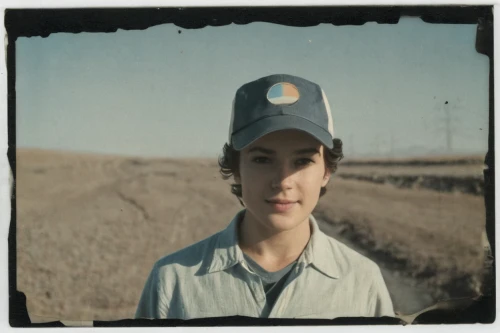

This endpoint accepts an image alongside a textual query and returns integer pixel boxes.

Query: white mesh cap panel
[227,97,236,145]
[321,89,335,138]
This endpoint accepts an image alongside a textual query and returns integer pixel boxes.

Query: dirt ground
[15,148,487,322]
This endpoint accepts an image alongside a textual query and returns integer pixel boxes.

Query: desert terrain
[15,148,488,322]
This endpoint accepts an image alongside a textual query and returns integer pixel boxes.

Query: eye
[252,156,271,164]
[296,158,314,166]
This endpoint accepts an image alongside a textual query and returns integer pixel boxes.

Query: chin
[263,212,307,232]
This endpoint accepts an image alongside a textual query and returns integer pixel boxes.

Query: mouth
[266,199,297,204]
[265,199,298,212]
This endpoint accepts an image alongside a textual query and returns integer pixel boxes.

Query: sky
[16,17,490,159]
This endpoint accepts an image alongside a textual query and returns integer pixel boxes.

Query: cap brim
[231,115,334,151]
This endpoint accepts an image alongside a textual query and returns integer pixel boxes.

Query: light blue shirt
[135,210,395,319]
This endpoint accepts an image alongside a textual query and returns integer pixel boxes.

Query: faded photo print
[11,7,493,326]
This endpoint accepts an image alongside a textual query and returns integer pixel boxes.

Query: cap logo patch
[267,83,300,105]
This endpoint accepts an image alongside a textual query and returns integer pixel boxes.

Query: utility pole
[349,133,355,157]
[373,134,381,156]
[444,101,452,152]
[390,133,395,158]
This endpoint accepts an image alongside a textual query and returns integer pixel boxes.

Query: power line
[434,98,465,153]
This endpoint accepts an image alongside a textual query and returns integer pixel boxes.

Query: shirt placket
[268,262,304,318]
[240,261,267,315]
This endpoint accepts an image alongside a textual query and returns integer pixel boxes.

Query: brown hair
[218,138,344,205]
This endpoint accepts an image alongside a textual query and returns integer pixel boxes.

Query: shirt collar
[205,210,340,279]
[301,214,340,279]
[205,210,246,274]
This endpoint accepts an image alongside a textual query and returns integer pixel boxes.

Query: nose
[271,162,294,190]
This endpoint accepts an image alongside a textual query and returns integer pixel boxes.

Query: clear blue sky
[16,17,489,158]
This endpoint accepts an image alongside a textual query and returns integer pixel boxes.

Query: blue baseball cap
[228,74,335,151]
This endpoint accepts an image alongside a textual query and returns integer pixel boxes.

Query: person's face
[236,130,331,233]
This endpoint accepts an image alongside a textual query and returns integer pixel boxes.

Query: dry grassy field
[15,148,488,322]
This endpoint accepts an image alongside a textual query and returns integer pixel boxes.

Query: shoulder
[153,231,222,276]
[323,234,381,276]
[319,232,395,317]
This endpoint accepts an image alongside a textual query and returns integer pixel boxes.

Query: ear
[234,172,241,184]
[321,169,331,187]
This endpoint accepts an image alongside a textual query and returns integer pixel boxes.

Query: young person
[135,74,395,319]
